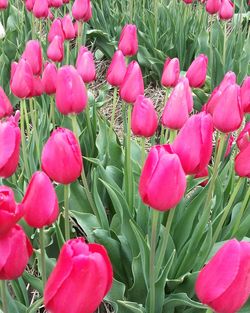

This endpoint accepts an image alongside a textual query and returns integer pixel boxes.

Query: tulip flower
[118,24,138,57]
[22,171,59,228]
[183,0,193,3]
[33,0,49,18]
[0,116,21,178]
[56,65,88,114]
[172,112,213,175]
[196,239,250,313]
[219,0,234,19]
[241,76,250,113]
[162,77,193,130]
[44,238,113,313]
[10,59,33,98]
[48,18,65,43]
[72,0,92,22]
[120,61,144,103]
[76,50,96,83]
[237,122,250,151]
[0,225,33,280]
[0,21,5,39]
[106,50,127,87]
[235,143,250,178]
[194,166,209,187]
[0,0,8,9]
[161,57,180,88]
[41,128,83,184]
[25,0,34,11]
[0,86,13,118]
[49,0,63,7]
[131,95,158,137]
[139,145,186,211]
[206,0,221,14]
[22,40,43,75]
[47,35,64,63]
[186,54,208,88]
[62,14,75,40]
[30,76,44,97]
[0,186,23,236]
[42,62,57,95]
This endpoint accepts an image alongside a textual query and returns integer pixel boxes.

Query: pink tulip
[48,18,65,43]
[0,0,8,10]
[206,0,221,14]
[22,40,43,75]
[62,14,75,40]
[49,0,63,8]
[30,76,44,97]
[186,54,208,88]
[131,95,158,137]
[47,35,64,63]
[161,57,180,88]
[0,86,13,118]
[183,0,193,3]
[106,50,127,87]
[56,65,88,115]
[194,166,209,187]
[76,50,96,83]
[72,0,92,22]
[25,0,35,11]
[241,76,250,113]
[237,122,250,151]
[219,0,234,19]
[33,0,49,18]
[118,24,138,57]
[42,62,57,95]
[120,61,144,103]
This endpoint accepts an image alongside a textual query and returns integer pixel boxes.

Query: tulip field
[0,0,250,312]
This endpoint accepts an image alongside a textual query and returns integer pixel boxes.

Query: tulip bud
[196,239,250,313]
[30,76,44,97]
[0,225,33,280]
[219,0,234,19]
[62,14,75,40]
[47,35,64,63]
[44,238,113,313]
[186,54,208,88]
[0,0,8,9]
[161,57,180,88]
[10,59,34,98]
[106,50,127,87]
[22,171,59,228]
[56,65,88,114]
[41,128,83,184]
[22,40,43,75]
[33,0,49,18]
[25,0,35,11]
[131,95,158,137]
[235,143,250,178]
[42,62,57,95]
[194,166,209,187]
[72,0,92,22]
[237,122,250,151]
[206,0,221,14]
[0,186,23,236]
[0,86,13,118]
[120,61,144,103]
[76,49,96,83]
[49,0,63,8]
[139,145,186,211]
[241,76,250,113]
[0,116,21,178]
[162,78,193,130]
[118,24,138,57]
[172,112,213,175]
[48,18,65,42]
[0,21,5,39]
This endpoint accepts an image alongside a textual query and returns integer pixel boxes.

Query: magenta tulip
[118,24,138,57]
[0,86,13,118]
[0,0,8,9]
[186,54,208,88]
[62,14,75,40]
[48,18,65,43]
[72,0,92,22]
[206,0,221,14]
[235,143,250,178]
[76,50,96,83]
[42,62,57,95]
[241,76,250,113]
[47,35,64,63]
[10,59,33,98]
[237,122,250,151]
[161,57,180,88]
[22,40,43,75]
[106,50,127,87]
[219,0,234,19]
[33,0,49,18]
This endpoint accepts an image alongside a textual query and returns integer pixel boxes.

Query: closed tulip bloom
[106,50,127,87]
[172,112,213,175]
[22,40,43,75]
[161,57,180,88]
[235,143,250,178]
[42,62,57,95]
[49,0,63,8]
[48,18,65,42]
[139,145,186,211]
[76,50,96,83]
[0,117,21,178]
[0,0,8,9]
[10,59,33,98]
[196,239,250,313]
[212,84,243,133]
[241,76,250,113]
[237,122,250,151]
[219,0,234,19]
[25,0,35,11]
[72,0,92,22]
[33,0,49,18]
[22,171,59,228]
[186,54,208,88]
[118,24,138,57]
[56,65,88,114]
[41,128,83,184]
[0,225,33,280]
[120,61,144,103]
[30,76,44,97]
[44,238,113,313]
[47,35,64,63]
[183,0,193,3]
[0,86,13,118]
[131,96,158,137]
[0,186,23,236]
[62,14,75,40]
[206,0,221,14]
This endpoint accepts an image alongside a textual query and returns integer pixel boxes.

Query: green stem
[149,210,159,313]
[39,227,47,288]
[66,40,70,65]
[142,0,145,24]
[223,22,227,70]
[155,208,175,278]
[23,100,31,138]
[141,137,146,166]
[232,185,250,236]
[29,98,40,164]
[49,96,56,130]
[64,184,70,241]
[125,105,133,210]
[20,100,30,178]
[169,129,177,144]
[129,0,133,22]
[78,21,83,51]
[109,87,118,136]
[0,280,8,313]
[85,105,94,149]
[206,308,213,313]
[154,0,158,46]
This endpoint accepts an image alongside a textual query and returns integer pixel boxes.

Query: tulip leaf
[163,293,206,310]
